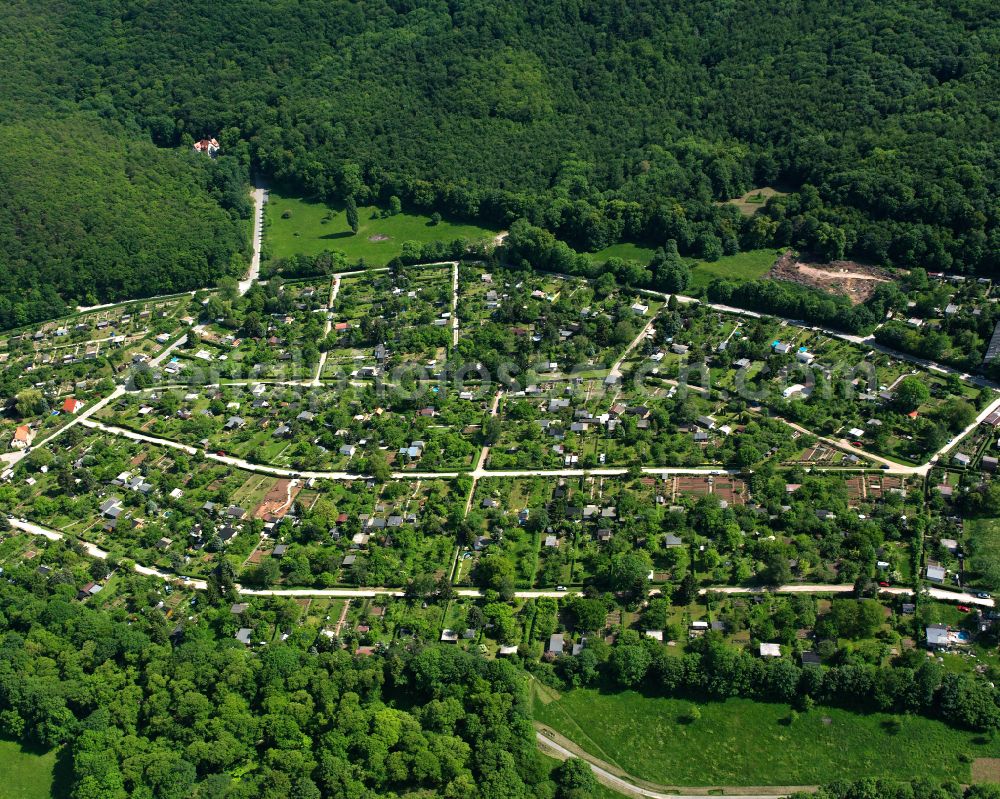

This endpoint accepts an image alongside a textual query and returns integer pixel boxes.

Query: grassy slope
[533,689,999,786]
[0,740,60,799]
[687,249,781,290]
[264,191,497,264]
[966,517,1000,591]
[585,244,778,292]
[585,242,658,265]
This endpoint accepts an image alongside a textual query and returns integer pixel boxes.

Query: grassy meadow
[0,739,64,799]
[585,241,658,265]
[585,242,778,292]
[263,191,498,264]
[687,248,780,290]
[533,687,999,786]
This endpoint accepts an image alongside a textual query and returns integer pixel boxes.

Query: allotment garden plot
[487,377,796,469]
[644,300,990,465]
[459,470,922,590]
[456,266,661,378]
[95,379,485,472]
[0,296,194,449]
[321,266,454,377]
[5,427,460,588]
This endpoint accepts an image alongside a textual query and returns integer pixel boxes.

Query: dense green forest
[1,0,998,329]
[4,0,997,276]
[796,781,1000,799]
[0,568,555,799]
[0,116,250,329]
[0,5,251,330]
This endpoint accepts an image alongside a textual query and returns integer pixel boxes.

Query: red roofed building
[193,138,220,156]
[62,397,84,414]
[11,425,32,449]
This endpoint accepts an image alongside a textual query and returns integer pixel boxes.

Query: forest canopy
[2,0,995,275]
[0,115,250,329]
[1,0,998,318]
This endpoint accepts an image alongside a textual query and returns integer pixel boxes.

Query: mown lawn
[687,248,780,290]
[533,688,999,785]
[264,191,497,264]
[0,739,62,799]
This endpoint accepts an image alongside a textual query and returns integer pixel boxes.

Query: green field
[687,248,780,290]
[0,739,62,799]
[533,688,999,786]
[264,192,498,264]
[967,517,1000,592]
[585,241,658,265]
[585,243,778,291]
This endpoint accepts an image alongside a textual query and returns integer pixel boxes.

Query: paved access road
[238,186,267,296]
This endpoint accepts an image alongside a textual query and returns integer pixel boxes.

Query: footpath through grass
[533,688,1000,786]
[264,191,497,264]
[0,739,63,799]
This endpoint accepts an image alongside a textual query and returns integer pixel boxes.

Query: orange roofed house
[11,425,33,450]
[62,397,84,414]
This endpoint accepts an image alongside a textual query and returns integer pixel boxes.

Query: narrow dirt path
[333,599,351,636]
[314,274,340,384]
[451,260,460,348]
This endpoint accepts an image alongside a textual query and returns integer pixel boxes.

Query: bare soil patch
[972,758,1000,783]
[767,250,894,305]
[368,233,390,242]
[253,478,301,520]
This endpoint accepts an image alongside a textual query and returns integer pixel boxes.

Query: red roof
[14,425,31,442]
[62,397,82,413]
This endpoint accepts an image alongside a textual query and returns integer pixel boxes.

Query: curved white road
[9,517,993,607]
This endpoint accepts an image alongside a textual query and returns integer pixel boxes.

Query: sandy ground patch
[767,250,894,304]
[972,759,1000,783]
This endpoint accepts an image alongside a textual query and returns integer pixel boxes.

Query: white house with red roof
[193,137,220,156]
[61,397,85,414]
[11,425,33,449]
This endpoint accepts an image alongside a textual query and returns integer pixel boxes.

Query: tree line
[0,570,564,799]
[553,633,1000,733]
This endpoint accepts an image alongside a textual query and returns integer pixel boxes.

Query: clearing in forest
[724,186,787,216]
[767,250,894,304]
[264,190,497,264]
